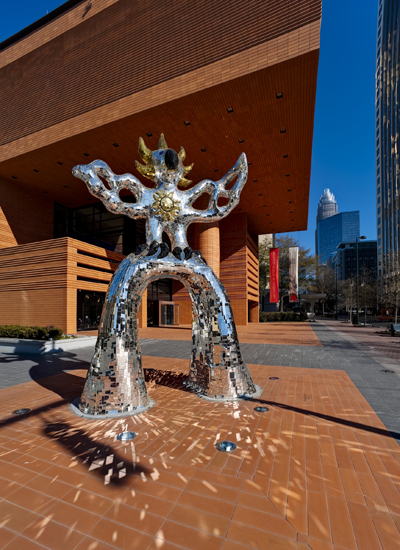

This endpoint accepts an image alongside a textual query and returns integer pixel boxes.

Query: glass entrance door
[77,290,105,331]
[159,301,179,326]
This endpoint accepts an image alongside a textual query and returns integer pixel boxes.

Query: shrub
[259,311,307,322]
[0,325,64,340]
[47,327,64,340]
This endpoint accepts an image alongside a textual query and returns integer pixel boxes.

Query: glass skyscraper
[376,0,400,276]
[315,189,338,256]
[316,211,360,264]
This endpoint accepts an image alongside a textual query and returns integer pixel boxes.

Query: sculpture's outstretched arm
[186,153,248,221]
[72,160,148,218]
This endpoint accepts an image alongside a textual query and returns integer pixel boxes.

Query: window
[378,207,381,214]
[378,196,381,204]
[378,227,381,235]
[378,217,381,224]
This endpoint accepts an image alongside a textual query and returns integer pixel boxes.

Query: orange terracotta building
[0,0,322,333]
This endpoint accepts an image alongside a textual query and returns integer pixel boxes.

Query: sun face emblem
[152,190,181,222]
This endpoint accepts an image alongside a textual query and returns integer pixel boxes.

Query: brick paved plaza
[0,321,400,550]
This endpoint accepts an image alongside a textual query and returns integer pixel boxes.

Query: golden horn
[183,162,194,176]
[178,146,186,162]
[158,133,168,149]
[138,137,153,165]
[135,160,155,181]
[178,176,193,188]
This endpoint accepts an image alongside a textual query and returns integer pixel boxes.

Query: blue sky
[1,0,378,255]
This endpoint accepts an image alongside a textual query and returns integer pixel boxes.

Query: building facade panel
[376,0,400,275]
[0,0,322,147]
[317,211,360,264]
[333,241,378,281]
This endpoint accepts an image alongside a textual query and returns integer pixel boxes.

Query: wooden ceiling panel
[0,51,319,236]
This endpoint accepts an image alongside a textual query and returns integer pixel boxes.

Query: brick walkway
[77,322,322,347]
[1,359,400,550]
[1,322,400,549]
[319,319,400,364]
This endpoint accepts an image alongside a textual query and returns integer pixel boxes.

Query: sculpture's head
[135,134,193,188]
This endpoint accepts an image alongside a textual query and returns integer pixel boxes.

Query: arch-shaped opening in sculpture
[72,251,258,418]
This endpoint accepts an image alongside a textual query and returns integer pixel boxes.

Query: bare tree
[313,264,336,314]
[359,265,377,326]
[379,252,400,324]
[340,277,356,323]
[258,235,316,311]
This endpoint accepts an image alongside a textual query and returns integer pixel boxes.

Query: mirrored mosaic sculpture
[71,134,259,417]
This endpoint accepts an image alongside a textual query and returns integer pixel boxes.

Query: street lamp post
[355,235,367,325]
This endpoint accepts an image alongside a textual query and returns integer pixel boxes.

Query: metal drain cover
[215,440,237,453]
[269,377,279,380]
[254,406,269,413]
[11,408,31,415]
[116,431,137,441]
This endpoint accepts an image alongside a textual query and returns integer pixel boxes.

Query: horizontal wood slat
[0,237,125,332]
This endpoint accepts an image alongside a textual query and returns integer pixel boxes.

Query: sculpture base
[69,397,156,419]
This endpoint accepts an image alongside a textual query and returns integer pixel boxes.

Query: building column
[194,222,220,277]
[249,300,259,323]
[138,288,147,328]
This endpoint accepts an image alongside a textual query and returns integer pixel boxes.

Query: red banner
[269,248,279,303]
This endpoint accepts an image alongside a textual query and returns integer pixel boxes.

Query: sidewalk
[0,322,399,550]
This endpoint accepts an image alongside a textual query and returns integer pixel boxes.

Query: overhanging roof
[0,0,321,237]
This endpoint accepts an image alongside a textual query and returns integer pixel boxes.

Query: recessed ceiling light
[33,169,39,173]
[201,148,206,152]
[280,128,286,133]
[113,143,119,147]
[184,121,190,125]
[83,153,89,157]
[227,107,233,113]
[238,138,244,143]
[57,161,63,165]
[146,132,153,137]
[276,92,283,99]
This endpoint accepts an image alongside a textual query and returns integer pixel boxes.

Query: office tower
[316,211,360,264]
[331,240,378,281]
[315,189,338,256]
[317,188,338,223]
[376,0,400,276]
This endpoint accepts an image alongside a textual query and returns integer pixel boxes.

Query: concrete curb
[0,336,97,354]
